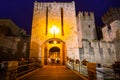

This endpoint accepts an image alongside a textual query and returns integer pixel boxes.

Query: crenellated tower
[102,8,120,24]
[77,11,97,47]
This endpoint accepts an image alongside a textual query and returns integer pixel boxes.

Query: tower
[30,1,79,65]
[77,11,97,47]
[102,8,120,24]
[102,8,120,41]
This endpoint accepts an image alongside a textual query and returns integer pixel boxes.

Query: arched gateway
[42,38,66,65]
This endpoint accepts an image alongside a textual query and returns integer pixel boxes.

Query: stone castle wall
[80,39,117,66]
[102,20,120,41]
[79,16,120,66]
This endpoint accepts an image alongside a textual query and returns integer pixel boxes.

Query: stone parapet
[102,8,120,24]
[78,11,94,20]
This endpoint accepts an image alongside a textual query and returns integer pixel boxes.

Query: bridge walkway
[17,65,84,80]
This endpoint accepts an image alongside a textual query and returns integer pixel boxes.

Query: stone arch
[41,38,66,65]
[43,38,65,44]
[49,46,60,52]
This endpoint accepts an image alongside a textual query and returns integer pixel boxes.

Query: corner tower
[30,1,79,65]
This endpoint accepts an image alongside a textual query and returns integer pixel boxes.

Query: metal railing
[17,58,42,77]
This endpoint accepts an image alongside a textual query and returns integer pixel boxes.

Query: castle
[30,1,120,66]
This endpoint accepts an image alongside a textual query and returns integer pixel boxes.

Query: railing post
[73,61,74,70]
[0,61,18,80]
[79,62,80,74]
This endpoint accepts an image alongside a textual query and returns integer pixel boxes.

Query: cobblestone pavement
[18,65,83,80]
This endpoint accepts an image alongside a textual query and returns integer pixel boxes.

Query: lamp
[50,25,59,44]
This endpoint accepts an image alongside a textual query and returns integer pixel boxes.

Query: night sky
[0,0,120,34]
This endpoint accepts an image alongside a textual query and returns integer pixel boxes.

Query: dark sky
[0,0,120,34]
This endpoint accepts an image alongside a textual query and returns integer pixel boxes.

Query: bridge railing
[0,61,18,80]
[66,58,104,80]
[0,57,42,80]
[66,58,120,80]
[17,58,41,77]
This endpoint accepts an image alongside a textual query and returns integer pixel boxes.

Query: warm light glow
[53,40,57,44]
[50,25,59,34]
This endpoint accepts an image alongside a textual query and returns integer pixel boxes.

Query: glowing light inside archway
[53,40,57,44]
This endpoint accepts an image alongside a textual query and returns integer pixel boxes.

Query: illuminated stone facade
[31,1,120,66]
[30,1,79,65]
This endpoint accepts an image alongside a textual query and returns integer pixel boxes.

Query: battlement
[78,11,94,20]
[34,1,75,11]
[102,8,120,24]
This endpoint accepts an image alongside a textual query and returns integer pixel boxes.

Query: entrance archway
[42,38,66,65]
[49,47,60,64]
[49,47,60,52]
